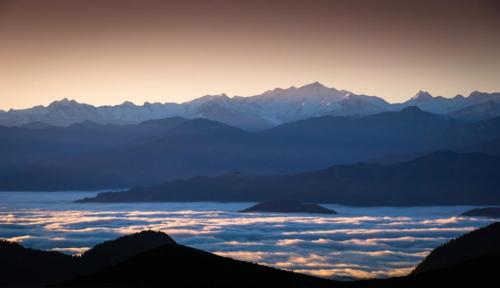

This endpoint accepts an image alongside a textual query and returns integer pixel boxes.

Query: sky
[1,0,500,110]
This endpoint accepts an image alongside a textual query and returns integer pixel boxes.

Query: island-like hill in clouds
[461,207,500,218]
[2,82,500,130]
[79,151,500,206]
[2,223,500,287]
[3,106,500,191]
[240,200,337,214]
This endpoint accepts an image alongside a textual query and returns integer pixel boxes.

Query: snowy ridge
[1,82,500,130]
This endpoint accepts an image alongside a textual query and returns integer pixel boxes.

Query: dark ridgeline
[462,136,500,156]
[0,231,335,288]
[1,223,500,287]
[412,222,500,274]
[77,231,176,271]
[3,107,500,191]
[0,231,176,286]
[80,151,500,206]
[0,240,75,286]
[348,252,500,288]
[240,200,337,214]
[62,244,336,288]
[461,207,500,218]
[98,223,498,288]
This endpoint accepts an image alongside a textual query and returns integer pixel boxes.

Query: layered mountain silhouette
[79,151,500,206]
[1,223,500,287]
[462,136,500,156]
[3,107,500,191]
[451,99,500,121]
[2,83,500,130]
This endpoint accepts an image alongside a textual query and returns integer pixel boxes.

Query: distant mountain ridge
[4,108,500,191]
[78,151,500,206]
[2,82,500,130]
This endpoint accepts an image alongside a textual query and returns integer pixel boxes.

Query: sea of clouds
[0,191,494,280]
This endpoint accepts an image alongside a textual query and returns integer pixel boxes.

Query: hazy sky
[1,0,499,109]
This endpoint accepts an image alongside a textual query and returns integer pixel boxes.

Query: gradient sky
[1,0,500,110]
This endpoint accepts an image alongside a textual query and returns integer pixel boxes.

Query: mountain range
[3,107,500,191]
[2,82,500,130]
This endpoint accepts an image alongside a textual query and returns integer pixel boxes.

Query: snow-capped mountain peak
[254,82,348,105]
[48,98,80,107]
[299,81,327,90]
[411,90,433,101]
[120,101,137,107]
[467,91,499,101]
[2,83,500,130]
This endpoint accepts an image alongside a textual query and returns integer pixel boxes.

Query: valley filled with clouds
[0,192,493,280]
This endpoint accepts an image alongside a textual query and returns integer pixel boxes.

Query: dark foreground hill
[63,244,336,288]
[0,231,175,286]
[0,232,335,288]
[0,240,75,286]
[412,222,500,274]
[79,151,500,206]
[67,223,500,288]
[349,252,500,288]
[2,224,500,287]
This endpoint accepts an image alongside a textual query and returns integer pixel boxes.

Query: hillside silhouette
[1,224,500,287]
[412,222,500,274]
[0,231,176,286]
[63,244,336,288]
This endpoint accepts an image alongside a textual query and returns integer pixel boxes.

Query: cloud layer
[0,192,494,280]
